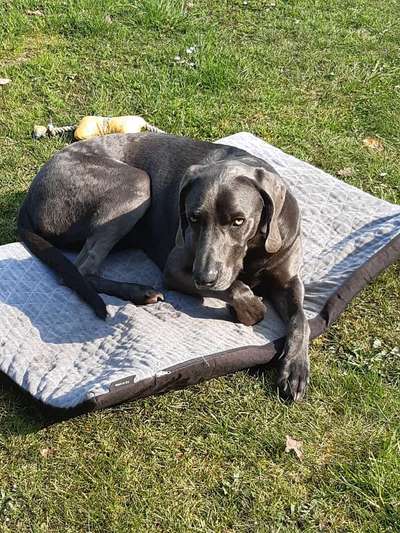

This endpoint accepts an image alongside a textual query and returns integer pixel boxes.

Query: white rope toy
[33,115,165,140]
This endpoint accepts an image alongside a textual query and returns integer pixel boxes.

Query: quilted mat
[0,132,399,415]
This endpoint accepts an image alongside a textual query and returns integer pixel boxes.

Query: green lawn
[1,0,399,531]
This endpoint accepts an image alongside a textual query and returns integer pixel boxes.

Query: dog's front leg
[164,248,266,326]
[265,274,310,401]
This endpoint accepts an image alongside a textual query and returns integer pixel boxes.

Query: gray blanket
[1,133,399,412]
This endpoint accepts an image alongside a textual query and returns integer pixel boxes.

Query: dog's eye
[232,218,245,227]
[189,214,199,224]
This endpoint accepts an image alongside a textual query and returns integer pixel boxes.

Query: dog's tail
[17,206,107,319]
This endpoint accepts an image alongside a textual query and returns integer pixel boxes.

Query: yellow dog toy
[33,115,165,140]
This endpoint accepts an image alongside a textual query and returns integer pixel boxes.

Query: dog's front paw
[277,353,309,402]
[127,285,164,305]
[232,292,266,326]
[143,288,165,305]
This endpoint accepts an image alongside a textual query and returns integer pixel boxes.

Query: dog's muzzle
[193,268,219,289]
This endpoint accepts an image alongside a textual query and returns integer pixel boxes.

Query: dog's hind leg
[75,166,150,277]
[75,165,164,305]
[85,275,164,305]
[75,218,138,277]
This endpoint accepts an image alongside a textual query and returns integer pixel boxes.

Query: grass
[0,0,399,531]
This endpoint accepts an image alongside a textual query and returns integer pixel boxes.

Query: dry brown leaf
[285,435,303,461]
[337,167,353,177]
[362,136,384,152]
[40,447,55,458]
[26,9,44,16]
[0,78,11,85]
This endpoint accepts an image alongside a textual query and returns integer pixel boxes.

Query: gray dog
[18,133,310,401]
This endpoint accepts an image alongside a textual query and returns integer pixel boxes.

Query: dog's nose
[194,269,219,288]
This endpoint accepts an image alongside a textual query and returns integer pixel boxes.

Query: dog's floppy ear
[175,165,202,247]
[249,167,287,254]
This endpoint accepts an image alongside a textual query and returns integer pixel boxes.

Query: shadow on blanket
[0,257,131,343]
[0,256,280,344]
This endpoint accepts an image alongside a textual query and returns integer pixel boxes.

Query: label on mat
[109,375,136,391]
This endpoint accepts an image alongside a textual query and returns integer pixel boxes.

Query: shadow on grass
[0,363,280,435]
[0,369,97,434]
[0,189,26,244]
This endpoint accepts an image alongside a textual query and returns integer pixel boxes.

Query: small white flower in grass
[373,338,382,349]
[26,9,44,16]
[174,56,181,62]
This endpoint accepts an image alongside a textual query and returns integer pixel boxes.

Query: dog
[18,133,310,401]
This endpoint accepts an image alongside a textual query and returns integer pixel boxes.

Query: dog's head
[176,158,287,290]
